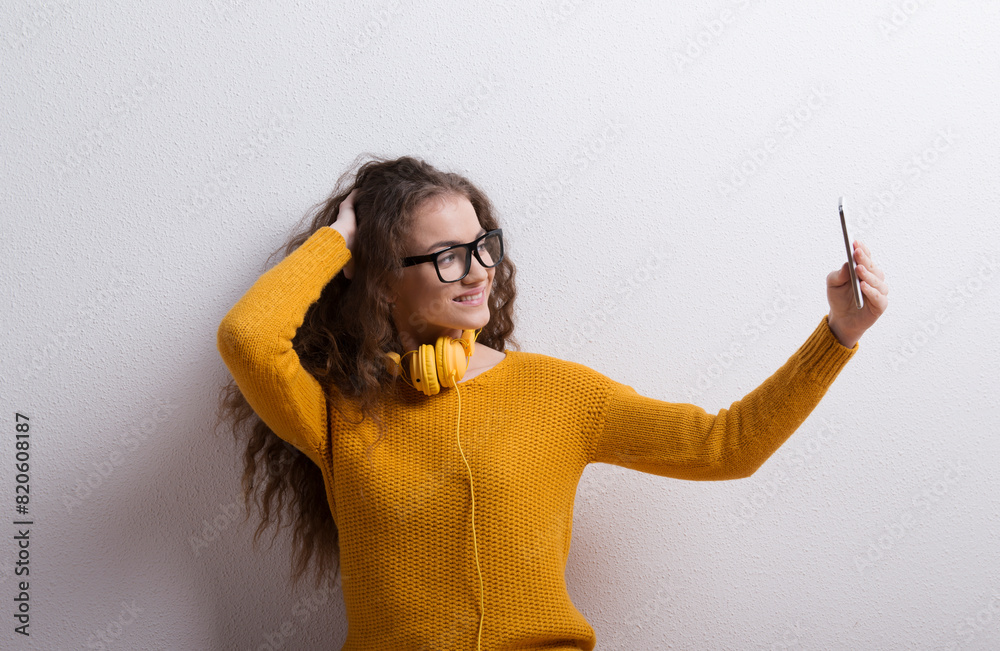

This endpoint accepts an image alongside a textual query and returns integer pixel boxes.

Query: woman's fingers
[852,240,889,296]
[336,189,360,233]
[853,241,889,314]
[854,240,886,281]
[859,267,889,313]
[857,263,889,296]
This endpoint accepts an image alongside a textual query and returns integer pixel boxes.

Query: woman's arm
[590,238,888,480]
[216,226,352,467]
[590,314,858,481]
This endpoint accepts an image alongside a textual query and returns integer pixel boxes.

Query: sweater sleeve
[590,314,858,481]
[216,226,352,468]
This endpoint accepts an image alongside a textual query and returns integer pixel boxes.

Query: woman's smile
[453,286,486,306]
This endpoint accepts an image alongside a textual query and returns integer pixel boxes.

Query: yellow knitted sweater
[216,225,859,650]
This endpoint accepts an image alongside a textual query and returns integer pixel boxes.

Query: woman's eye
[439,253,456,265]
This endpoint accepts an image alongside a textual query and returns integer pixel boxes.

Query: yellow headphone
[383,328,486,649]
[383,328,479,396]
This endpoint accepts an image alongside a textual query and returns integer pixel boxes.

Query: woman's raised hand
[333,188,359,278]
[826,239,889,348]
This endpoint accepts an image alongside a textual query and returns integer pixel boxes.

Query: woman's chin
[445,313,490,333]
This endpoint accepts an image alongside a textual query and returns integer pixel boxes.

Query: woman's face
[388,193,495,349]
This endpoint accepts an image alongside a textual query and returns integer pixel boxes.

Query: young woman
[215,155,888,650]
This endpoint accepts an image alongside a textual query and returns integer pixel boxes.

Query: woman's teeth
[454,291,483,303]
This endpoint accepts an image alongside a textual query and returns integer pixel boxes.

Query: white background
[2,0,998,649]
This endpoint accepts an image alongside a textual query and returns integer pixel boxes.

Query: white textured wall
[3,1,998,649]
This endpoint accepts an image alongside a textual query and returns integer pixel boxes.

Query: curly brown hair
[213,154,520,591]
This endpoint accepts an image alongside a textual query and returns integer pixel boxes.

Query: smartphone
[838,196,864,310]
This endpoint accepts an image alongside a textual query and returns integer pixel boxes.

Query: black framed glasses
[401,229,504,283]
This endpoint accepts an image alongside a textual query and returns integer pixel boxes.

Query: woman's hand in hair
[333,188,359,279]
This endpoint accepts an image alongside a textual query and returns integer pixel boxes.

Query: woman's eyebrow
[426,228,487,253]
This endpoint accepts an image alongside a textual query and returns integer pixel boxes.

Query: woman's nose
[465,255,489,282]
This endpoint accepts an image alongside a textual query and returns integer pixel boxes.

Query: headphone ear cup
[436,336,451,388]
[415,343,441,396]
[437,335,470,389]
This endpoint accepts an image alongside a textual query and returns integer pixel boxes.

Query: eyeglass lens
[436,232,502,282]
